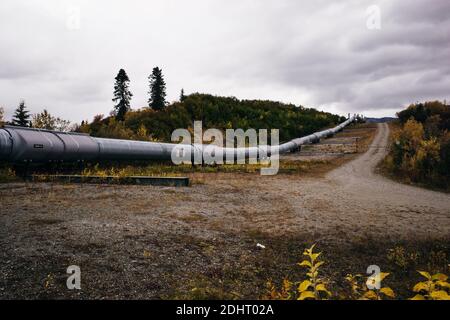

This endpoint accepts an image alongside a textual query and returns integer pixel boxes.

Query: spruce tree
[112,69,133,121]
[12,100,31,127]
[180,88,186,102]
[148,67,167,111]
[0,106,4,125]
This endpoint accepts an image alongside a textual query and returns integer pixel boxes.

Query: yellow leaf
[430,290,450,300]
[310,253,321,262]
[410,294,425,300]
[363,290,378,300]
[298,280,313,293]
[298,260,312,268]
[304,244,316,256]
[418,271,431,280]
[298,291,315,300]
[436,281,450,289]
[379,272,390,281]
[380,287,395,298]
[432,273,448,282]
[313,261,324,269]
[316,284,331,296]
[413,282,429,293]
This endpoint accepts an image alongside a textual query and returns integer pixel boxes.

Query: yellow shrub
[297,244,331,300]
[411,271,450,300]
[263,244,331,300]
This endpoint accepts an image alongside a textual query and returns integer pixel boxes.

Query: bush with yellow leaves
[345,273,395,300]
[297,244,331,300]
[411,271,450,300]
[264,244,331,300]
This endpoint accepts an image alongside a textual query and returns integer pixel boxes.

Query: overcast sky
[1,0,449,122]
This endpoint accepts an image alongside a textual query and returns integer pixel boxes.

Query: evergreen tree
[148,67,167,111]
[0,106,4,125]
[180,88,186,102]
[112,69,133,121]
[12,100,31,127]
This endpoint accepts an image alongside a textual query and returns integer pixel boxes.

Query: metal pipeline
[0,115,356,163]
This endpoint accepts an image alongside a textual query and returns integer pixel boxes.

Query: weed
[387,246,419,270]
[297,244,331,300]
[410,271,450,300]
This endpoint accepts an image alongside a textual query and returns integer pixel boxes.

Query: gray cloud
[0,0,449,122]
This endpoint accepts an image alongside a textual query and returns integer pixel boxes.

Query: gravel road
[308,123,450,241]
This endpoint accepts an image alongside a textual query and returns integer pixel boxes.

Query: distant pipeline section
[0,115,356,164]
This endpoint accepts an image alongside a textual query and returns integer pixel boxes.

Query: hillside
[78,93,345,143]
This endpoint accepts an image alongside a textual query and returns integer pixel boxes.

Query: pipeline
[0,115,356,164]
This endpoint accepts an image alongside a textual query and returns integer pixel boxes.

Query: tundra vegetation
[382,101,450,190]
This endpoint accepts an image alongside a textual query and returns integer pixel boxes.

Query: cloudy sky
[0,0,449,122]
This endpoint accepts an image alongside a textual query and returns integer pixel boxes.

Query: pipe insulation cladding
[0,116,356,163]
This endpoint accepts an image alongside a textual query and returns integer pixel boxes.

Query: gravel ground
[0,123,449,299]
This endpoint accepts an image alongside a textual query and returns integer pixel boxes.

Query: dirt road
[293,122,450,242]
[0,123,449,299]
